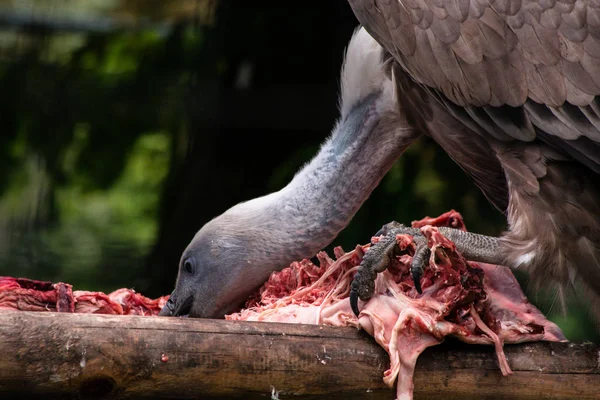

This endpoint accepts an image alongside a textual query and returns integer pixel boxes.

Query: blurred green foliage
[0,130,170,293]
[0,1,597,343]
[0,10,188,292]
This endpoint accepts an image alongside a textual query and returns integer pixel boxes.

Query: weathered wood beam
[0,311,598,399]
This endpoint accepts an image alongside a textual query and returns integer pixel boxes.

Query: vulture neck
[226,93,417,269]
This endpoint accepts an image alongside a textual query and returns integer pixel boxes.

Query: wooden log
[0,311,598,400]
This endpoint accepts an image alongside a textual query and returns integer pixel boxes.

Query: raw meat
[227,210,566,400]
[108,288,169,316]
[73,290,124,314]
[0,277,168,316]
[0,277,74,312]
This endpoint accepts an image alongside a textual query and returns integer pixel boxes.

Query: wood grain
[0,311,597,399]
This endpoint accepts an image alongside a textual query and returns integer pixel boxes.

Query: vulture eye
[183,259,194,275]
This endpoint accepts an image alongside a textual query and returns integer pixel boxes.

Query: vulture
[160,0,600,325]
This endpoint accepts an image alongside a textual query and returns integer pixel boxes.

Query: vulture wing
[349,0,600,174]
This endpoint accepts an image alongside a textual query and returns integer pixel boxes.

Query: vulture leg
[350,223,506,316]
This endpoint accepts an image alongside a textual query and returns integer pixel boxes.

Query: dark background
[0,0,596,341]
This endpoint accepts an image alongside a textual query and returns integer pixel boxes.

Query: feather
[401,0,419,8]
[504,50,530,106]
[560,59,600,95]
[425,29,471,105]
[535,125,600,173]
[559,22,588,42]
[417,9,434,29]
[430,14,462,44]
[392,63,434,130]
[496,150,540,195]
[591,97,600,118]
[479,9,512,59]
[425,0,448,19]
[583,34,600,59]
[507,0,524,16]
[412,0,429,9]
[485,58,510,106]
[549,103,600,141]
[554,135,600,174]
[587,5,600,40]
[540,8,561,29]
[439,96,500,138]
[490,0,511,15]
[580,52,600,87]
[524,101,581,139]
[554,0,576,14]
[380,0,418,55]
[451,19,483,63]
[403,28,445,89]
[457,57,492,106]
[563,77,596,106]
[463,105,512,140]
[484,105,536,141]
[558,31,584,62]
[407,6,424,25]
[522,145,546,178]
[507,11,526,29]
[536,0,554,11]
[468,0,486,19]
[523,4,542,24]
[561,2,587,29]
[444,0,470,22]
[580,104,600,132]
[513,20,560,66]
[525,62,566,107]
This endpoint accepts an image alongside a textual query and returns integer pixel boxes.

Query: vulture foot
[349,222,503,316]
[350,222,423,316]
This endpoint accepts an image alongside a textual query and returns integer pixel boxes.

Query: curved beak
[159,291,193,317]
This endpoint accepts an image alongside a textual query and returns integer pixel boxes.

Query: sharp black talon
[410,240,430,295]
[350,290,360,316]
[412,268,423,294]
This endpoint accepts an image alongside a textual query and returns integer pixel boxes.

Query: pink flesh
[107,288,169,316]
[0,277,74,312]
[0,277,168,316]
[227,210,566,400]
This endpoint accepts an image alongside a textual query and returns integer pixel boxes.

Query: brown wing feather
[349,0,600,108]
[348,0,600,166]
